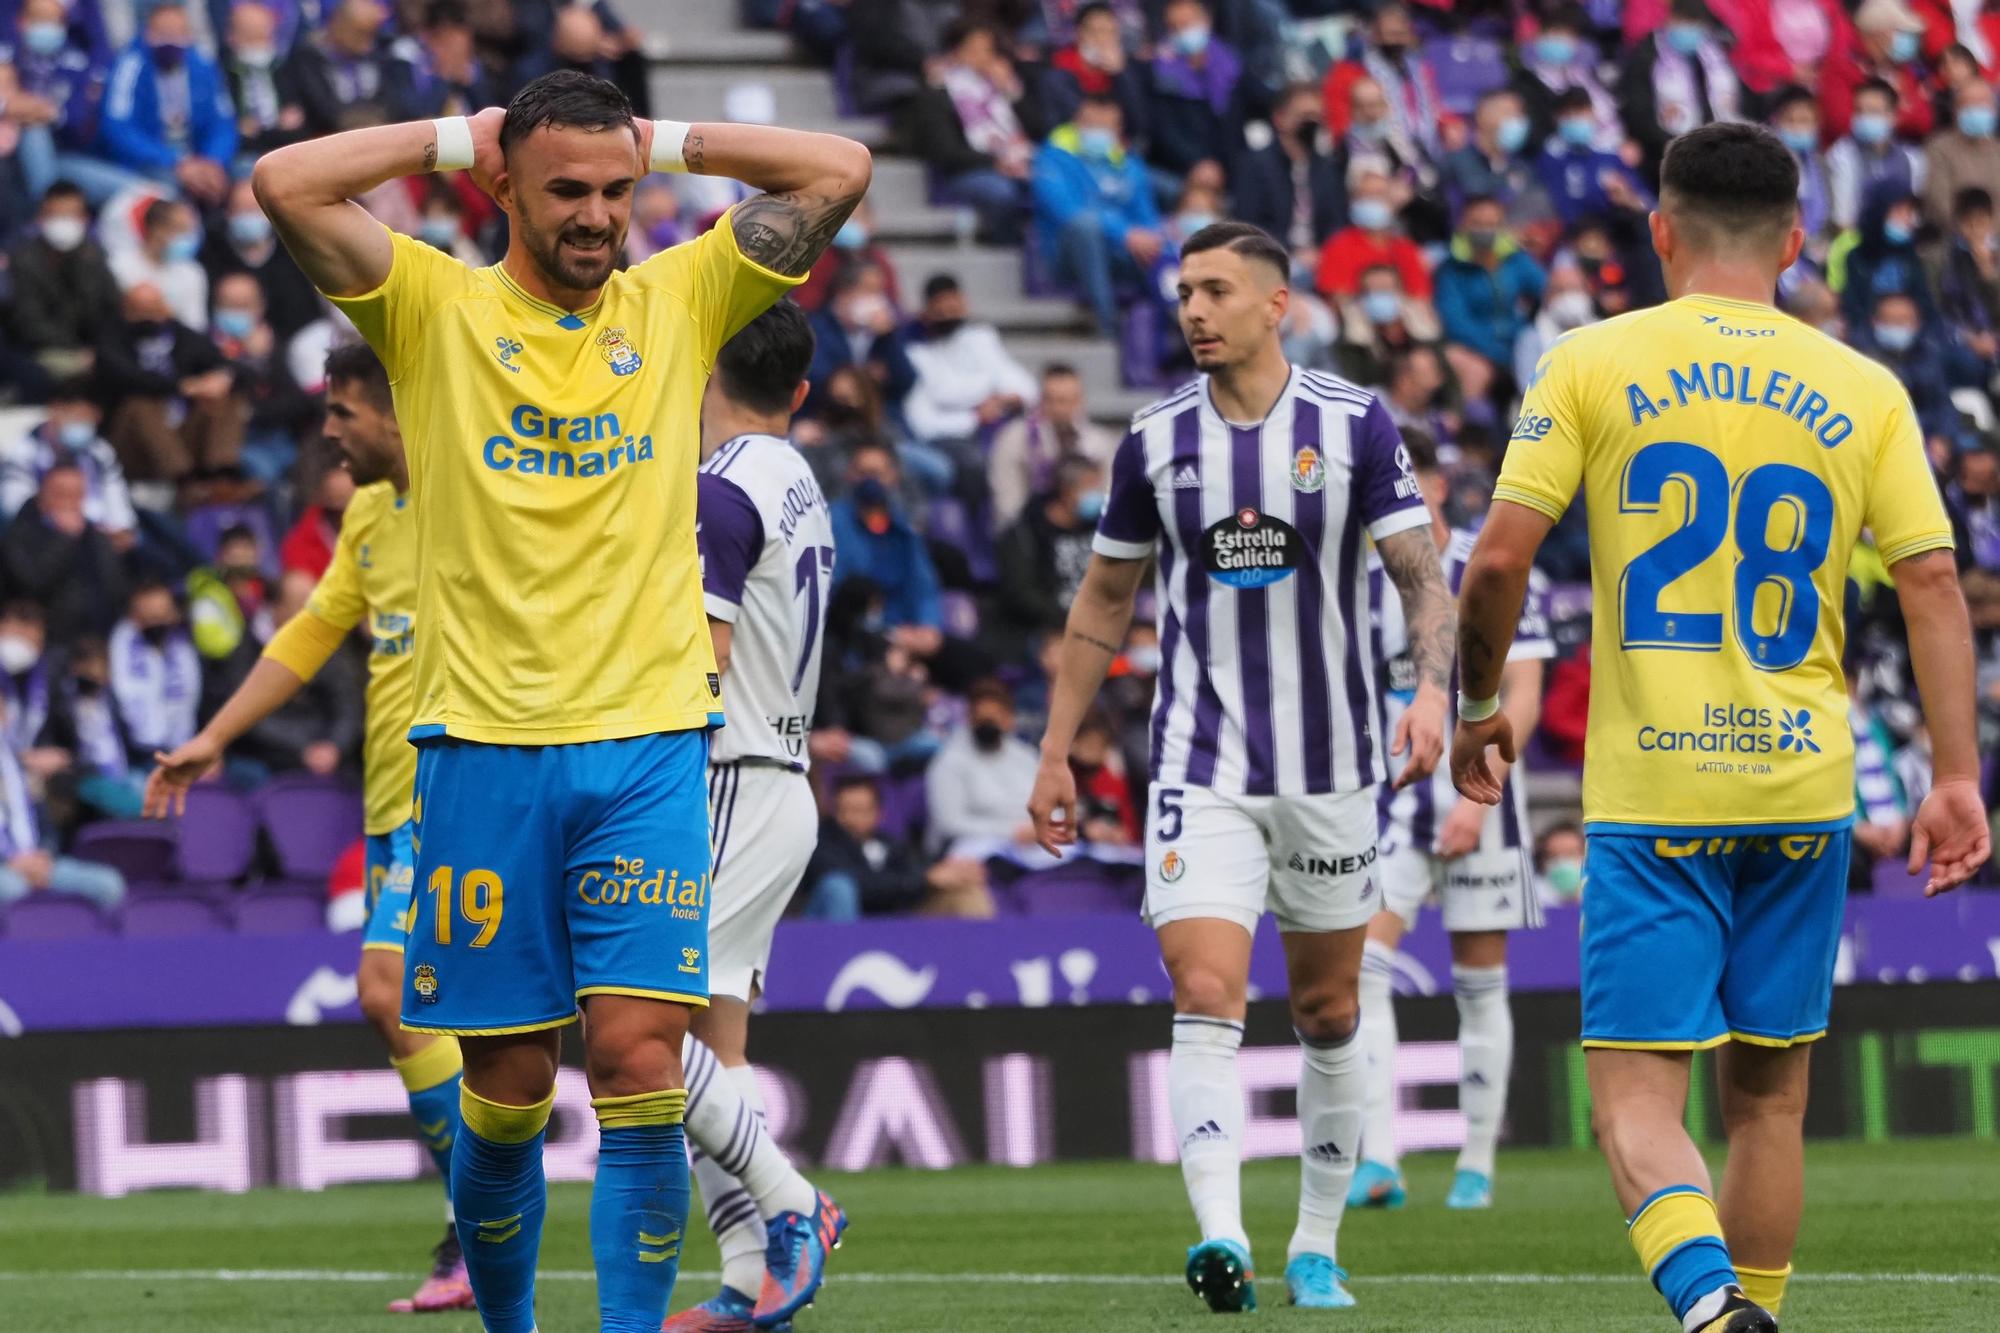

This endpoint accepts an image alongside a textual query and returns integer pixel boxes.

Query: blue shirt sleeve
[696,472,764,620]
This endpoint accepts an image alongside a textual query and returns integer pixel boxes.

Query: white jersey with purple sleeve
[1093,368,1429,796]
[1370,525,1555,855]
[697,433,836,769]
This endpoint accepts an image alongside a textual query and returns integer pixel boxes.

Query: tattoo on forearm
[683,132,705,174]
[1378,528,1457,692]
[422,141,437,172]
[731,185,865,276]
[1458,622,1500,694]
[1069,630,1121,657]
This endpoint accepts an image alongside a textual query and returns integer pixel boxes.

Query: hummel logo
[1182,1119,1228,1148]
[1172,464,1202,490]
[1304,1140,1348,1164]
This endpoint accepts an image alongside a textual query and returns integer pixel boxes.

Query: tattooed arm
[655,122,873,276]
[1028,552,1149,854]
[1450,500,1556,804]
[1377,525,1458,789]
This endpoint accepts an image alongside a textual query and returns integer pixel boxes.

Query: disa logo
[1698,314,1776,338]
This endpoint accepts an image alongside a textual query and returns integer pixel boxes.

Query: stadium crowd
[1,0,1998,925]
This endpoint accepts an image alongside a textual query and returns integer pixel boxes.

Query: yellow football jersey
[302,481,419,834]
[328,214,802,745]
[1496,293,1953,833]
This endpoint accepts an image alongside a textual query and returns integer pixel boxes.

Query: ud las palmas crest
[597,326,644,376]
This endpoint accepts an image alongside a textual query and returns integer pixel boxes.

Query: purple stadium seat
[234,887,328,935]
[182,502,281,578]
[1010,863,1140,916]
[1424,34,1510,115]
[176,785,261,882]
[1021,227,1064,299]
[258,776,364,880]
[831,42,858,119]
[122,893,230,937]
[875,773,928,843]
[2,896,113,939]
[1120,301,1167,390]
[940,590,981,640]
[70,821,178,882]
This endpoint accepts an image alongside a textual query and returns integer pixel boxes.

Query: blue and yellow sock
[1735,1263,1790,1316]
[453,1084,554,1333]
[393,1038,464,1193]
[1629,1185,1739,1323]
[590,1089,691,1333]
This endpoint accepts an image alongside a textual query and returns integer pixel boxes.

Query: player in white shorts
[1350,434,1551,1213]
[667,302,845,1332]
[1030,222,1457,1314]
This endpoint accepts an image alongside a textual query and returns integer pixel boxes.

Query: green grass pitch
[3,1141,1995,1331]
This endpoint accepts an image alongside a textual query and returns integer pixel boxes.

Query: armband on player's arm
[263,608,349,680]
[649,120,693,173]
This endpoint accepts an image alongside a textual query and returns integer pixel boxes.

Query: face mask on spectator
[1081,40,1117,69]
[235,45,276,68]
[1873,322,1917,352]
[1077,126,1118,158]
[228,212,271,246]
[1959,106,1998,138]
[1126,645,1161,674]
[58,420,95,448]
[0,634,37,675]
[1851,112,1893,146]
[1075,489,1107,522]
[165,231,201,262]
[1889,30,1920,64]
[1360,290,1401,324]
[1177,210,1215,235]
[971,719,1005,751]
[1544,858,1584,898]
[842,292,891,329]
[1352,118,1388,144]
[141,623,177,649]
[1350,198,1393,231]
[833,218,869,250]
[149,40,189,68]
[1548,290,1596,329]
[23,21,66,55]
[1664,23,1706,56]
[1558,117,1596,148]
[419,216,460,248]
[41,216,86,251]
[1172,24,1209,57]
[851,476,892,513]
[1533,34,1576,65]
[1884,217,1915,245]
[1464,226,1500,251]
[214,308,257,339]
[1778,125,1817,153]
[1496,115,1530,154]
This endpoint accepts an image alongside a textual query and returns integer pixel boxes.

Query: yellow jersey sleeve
[1493,336,1587,522]
[628,208,806,368]
[1862,376,1955,567]
[326,228,475,382]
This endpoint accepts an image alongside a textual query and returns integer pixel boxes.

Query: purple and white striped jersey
[1094,367,1429,796]
[1369,526,1554,854]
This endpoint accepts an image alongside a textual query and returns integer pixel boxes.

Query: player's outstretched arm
[1377,525,1458,791]
[672,123,872,277]
[143,657,314,818]
[251,108,503,297]
[1450,500,1554,805]
[1029,553,1148,854]
[1889,548,1992,894]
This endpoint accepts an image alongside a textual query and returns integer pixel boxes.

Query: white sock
[1290,1028,1363,1263]
[682,1036,817,1295]
[1356,939,1400,1170]
[1169,1015,1247,1248]
[1451,963,1512,1179]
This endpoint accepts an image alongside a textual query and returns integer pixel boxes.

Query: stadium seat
[182,502,281,579]
[233,887,328,935]
[1120,301,1167,389]
[875,773,929,843]
[70,821,178,883]
[175,786,262,883]
[122,893,231,938]
[1424,33,1510,115]
[257,776,365,881]
[1,896,114,940]
[1007,863,1142,916]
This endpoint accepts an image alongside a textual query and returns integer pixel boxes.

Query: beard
[518,208,622,292]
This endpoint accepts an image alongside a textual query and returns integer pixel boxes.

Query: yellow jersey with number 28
[1494,293,1953,834]
[328,213,802,746]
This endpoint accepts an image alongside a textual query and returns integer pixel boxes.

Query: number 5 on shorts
[426,866,504,947]
[1156,787,1185,842]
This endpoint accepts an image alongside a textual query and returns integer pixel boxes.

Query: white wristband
[1457,692,1500,723]
[430,116,474,172]
[650,119,693,173]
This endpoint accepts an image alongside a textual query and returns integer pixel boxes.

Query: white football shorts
[1143,784,1382,935]
[1378,844,1543,934]
[706,761,818,1001]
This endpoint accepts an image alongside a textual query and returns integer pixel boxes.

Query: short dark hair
[218,523,259,550]
[1544,2,1589,34]
[1771,84,1815,117]
[501,70,633,156]
[829,260,882,297]
[832,773,879,802]
[1180,220,1289,280]
[1855,76,1899,106]
[1042,361,1079,380]
[967,678,1014,709]
[1399,424,1439,474]
[714,300,815,416]
[1659,122,1800,249]
[922,273,960,302]
[142,197,183,234]
[48,375,97,405]
[1954,186,1994,220]
[0,599,45,627]
[942,18,998,52]
[1554,86,1594,116]
[325,341,392,411]
[1053,451,1102,493]
[1077,93,1121,117]
[1074,1,1115,22]
[423,0,467,26]
[1460,193,1504,217]
[39,180,87,212]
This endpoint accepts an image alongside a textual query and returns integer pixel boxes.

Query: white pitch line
[0,1269,1994,1287]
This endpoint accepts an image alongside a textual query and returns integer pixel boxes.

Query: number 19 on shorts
[426,866,504,947]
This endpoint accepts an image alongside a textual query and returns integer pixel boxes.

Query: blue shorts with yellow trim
[361,821,416,953]
[400,731,712,1034]
[1581,828,1851,1050]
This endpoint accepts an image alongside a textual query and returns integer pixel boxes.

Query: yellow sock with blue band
[1629,1185,1739,1324]
[453,1084,555,1333]
[1735,1262,1790,1315]
[392,1038,463,1192]
[591,1090,692,1332]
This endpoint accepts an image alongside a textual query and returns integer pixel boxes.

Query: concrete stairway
[627,0,1159,424]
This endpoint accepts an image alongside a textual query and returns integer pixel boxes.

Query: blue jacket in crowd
[98,39,237,171]
[830,497,942,631]
[1435,235,1548,367]
[0,38,105,151]
[1535,140,1651,227]
[1031,124,1161,260]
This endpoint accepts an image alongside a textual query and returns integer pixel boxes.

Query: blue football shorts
[1580,828,1851,1050]
[360,820,417,953]
[400,731,713,1034]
